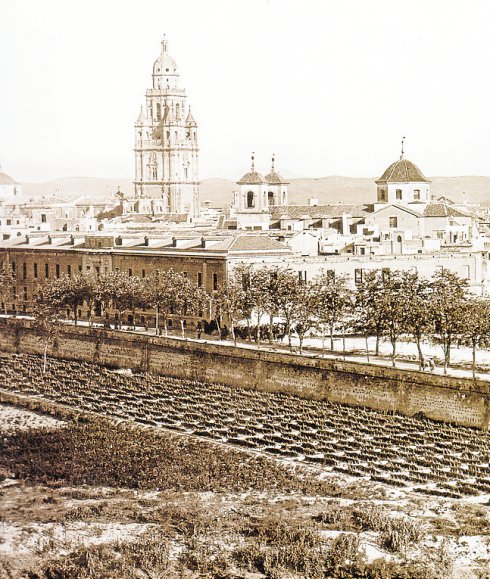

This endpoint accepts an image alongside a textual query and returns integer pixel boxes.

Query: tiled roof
[264,171,289,184]
[229,235,289,252]
[423,203,472,218]
[376,158,430,184]
[237,171,267,185]
[271,204,372,220]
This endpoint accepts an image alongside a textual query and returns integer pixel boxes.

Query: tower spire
[400,136,405,160]
[271,153,275,171]
[161,35,168,53]
[251,152,255,171]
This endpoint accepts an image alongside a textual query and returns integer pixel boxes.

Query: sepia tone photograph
[1,0,490,577]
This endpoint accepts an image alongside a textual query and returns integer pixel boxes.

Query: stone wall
[0,318,488,430]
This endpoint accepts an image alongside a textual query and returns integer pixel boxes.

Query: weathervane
[400,136,406,160]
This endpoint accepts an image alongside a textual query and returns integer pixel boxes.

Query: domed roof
[237,154,266,184]
[237,171,266,185]
[376,157,430,184]
[265,171,289,185]
[153,38,178,76]
[0,171,17,185]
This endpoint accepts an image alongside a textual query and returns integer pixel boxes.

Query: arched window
[268,191,275,206]
[176,103,180,119]
[397,235,402,243]
[247,191,255,208]
[156,103,161,120]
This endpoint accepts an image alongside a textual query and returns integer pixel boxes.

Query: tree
[401,271,433,369]
[377,270,407,367]
[32,282,65,373]
[353,270,386,361]
[275,270,303,349]
[213,274,246,345]
[313,272,352,355]
[460,297,490,379]
[290,280,318,354]
[430,269,469,374]
[143,269,178,336]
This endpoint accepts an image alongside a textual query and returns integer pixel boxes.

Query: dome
[376,158,430,184]
[0,171,17,185]
[265,171,289,185]
[153,38,178,76]
[237,171,266,185]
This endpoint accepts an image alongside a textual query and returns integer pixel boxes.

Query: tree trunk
[375,332,380,356]
[330,324,334,352]
[155,305,159,335]
[181,319,185,339]
[444,336,451,375]
[231,320,237,346]
[416,336,424,370]
[43,342,48,374]
[391,336,396,367]
[269,314,274,344]
[74,306,78,326]
[472,341,477,379]
[299,334,304,354]
[342,329,346,360]
[365,335,370,363]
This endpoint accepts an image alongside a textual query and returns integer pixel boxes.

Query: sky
[1,0,490,182]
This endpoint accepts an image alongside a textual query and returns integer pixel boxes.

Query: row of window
[9,262,218,290]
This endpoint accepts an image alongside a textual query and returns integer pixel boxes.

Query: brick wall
[0,319,488,430]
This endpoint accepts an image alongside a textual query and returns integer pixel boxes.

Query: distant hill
[20,175,490,207]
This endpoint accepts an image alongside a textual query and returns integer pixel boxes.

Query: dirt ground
[0,404,489,578]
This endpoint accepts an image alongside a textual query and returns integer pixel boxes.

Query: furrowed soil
[0,353,489,578]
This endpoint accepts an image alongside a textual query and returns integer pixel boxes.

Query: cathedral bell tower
[133,36,199,217]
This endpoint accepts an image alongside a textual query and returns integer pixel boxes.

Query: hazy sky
[2,0,490,182]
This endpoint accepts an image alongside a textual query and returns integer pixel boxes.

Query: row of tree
[4,264,489,375]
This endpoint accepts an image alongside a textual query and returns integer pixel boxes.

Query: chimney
[201,237,206,248]
[172,236,177,247]
[69,235,74,245]
[25,235,30,244]
[48,235,52,245]
[144,236,149,246]
[116,235,123,246]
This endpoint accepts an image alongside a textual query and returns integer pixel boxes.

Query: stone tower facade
[132,37,199,217]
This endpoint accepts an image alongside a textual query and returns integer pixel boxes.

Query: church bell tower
[133,36,199,217]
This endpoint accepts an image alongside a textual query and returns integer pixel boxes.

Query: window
[95,266,100,276]
[78,265,83,273]
[6,219,11,226]
[360,247,366,255]
[414,189,420,200]
[55,264,60,278]
[213,273,218,290]
[397,235,402,243]
[395,189,402,200]
[11,262,16,276]
[197,272,202,287]
[45,264,49,278]
[41,214,47,223]
[378,189,387,202]
[128,268,133,277]
[156,103,161,120]
[354,268,363,284]
[142,269,146,278]
[67,265,71,277]
[22,262,27,280]
[34,263,38,278]
[23,287,28,301]
[389,216,398,228]
[246,191,255,208]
